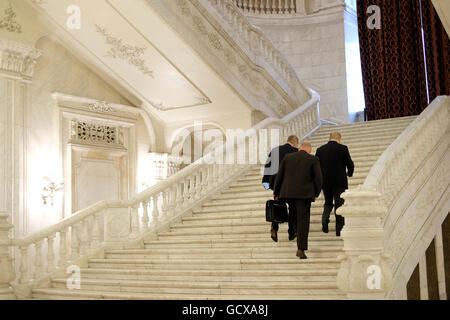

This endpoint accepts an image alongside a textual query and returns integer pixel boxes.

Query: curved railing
[232,0,297,15]
[200,0,310,107]
[7,90,320,292]
[337,96,450,299]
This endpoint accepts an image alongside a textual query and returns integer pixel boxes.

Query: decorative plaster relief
[70,120,124,147]
[0,3,21,34]
[0,40,41,81]
[95,24,154,78]
[87,101,116,114]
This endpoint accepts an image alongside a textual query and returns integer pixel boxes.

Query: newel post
[0,212,16,299]
[336,187,393,300]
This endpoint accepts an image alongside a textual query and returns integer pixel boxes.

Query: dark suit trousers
[323,188,345,230]
[294,199,311,251]
[271,200,296,237]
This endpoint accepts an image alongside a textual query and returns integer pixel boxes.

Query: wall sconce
[42,176,64,206]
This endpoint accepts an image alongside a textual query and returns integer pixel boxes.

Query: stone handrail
[200,0,310,107]
[337,96,450,299]
[363,96,449,210]
[232,0,297,14]
[5,89,320,291]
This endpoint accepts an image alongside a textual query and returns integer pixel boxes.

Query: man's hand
[274,195,279,200]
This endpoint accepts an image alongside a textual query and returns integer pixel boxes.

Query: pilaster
[0,40,41,238]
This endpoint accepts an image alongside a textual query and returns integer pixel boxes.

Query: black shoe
[288,233,297,241]
[336,198,345,209]
[271,230,278,242]
[296,249,307,259]
[322,222,329,234]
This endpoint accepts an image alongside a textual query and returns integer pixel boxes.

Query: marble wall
[248,5,364,123]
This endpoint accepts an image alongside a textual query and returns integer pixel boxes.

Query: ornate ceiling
[24,0,254,124]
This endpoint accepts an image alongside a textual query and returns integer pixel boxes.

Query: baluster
[290,0,295,13]
[195,171,202,199]
[19,246,29,284]
[58,229,68,268]
[183,179,189,203]
[189,175,195,201]
[176,183,183,208]
[33,240,43,279]
[79,220,89,256]
[152,195,159,222]
[91,213,102,248]
[161,191,168,218]
[207,164,215,186]
[141,201,150,232]
[201,166,208,193]
[169,186,177,213]
[46,235,56,273]
[130,203,140,237]
[70,224,80,261]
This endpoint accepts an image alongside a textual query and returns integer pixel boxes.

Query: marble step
[104,247,343,260]
[88,257,340,270]
[202,196,334,207]
[237,171,369,185]
[248,157,378,173]
[227,178,365,190]
[165,227,335,237]
[307,130,406,144]
[193,203,337,214]
[144,238,342,249]
[182,214,329,225]
[79,271,337,282]
[79,268,339,277]
[170,219,334,232]
[32,288,345,300]
[315,117,415,133]
[308,136,400,150]
[50,278,342,296]
[157,233,338,242]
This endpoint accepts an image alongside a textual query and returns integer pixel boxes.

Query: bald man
[273,142,322,259]
[315,132,354,236]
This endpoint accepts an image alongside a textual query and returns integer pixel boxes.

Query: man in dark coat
[273,142,322,259]
[262,135,299,242]
[315,131,354,236]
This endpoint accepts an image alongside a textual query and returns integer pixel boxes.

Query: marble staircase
[31,116,416,300]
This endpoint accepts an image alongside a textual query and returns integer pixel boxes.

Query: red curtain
[420,0,450,101]
[357,0,429,120]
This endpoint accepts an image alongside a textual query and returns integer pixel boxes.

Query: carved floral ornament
[95,24,154,78]
[0,2,21,34]
[86,100,116,114]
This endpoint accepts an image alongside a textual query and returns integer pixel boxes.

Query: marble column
[0,40,41,239]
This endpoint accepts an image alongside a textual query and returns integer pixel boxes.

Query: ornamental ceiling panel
[30,0,211,111]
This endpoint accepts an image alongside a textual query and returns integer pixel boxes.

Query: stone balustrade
[201,0,309,109]
[232,0,297,14]
[4,90,320,297]
[337,96,450,299]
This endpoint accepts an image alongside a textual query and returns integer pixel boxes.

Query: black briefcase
[265,200,289,223]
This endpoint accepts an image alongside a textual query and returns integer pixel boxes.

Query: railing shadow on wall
[336,96,450,299]
[0,89,321,298]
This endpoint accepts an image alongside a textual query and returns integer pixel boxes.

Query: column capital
[0,40,42,82]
